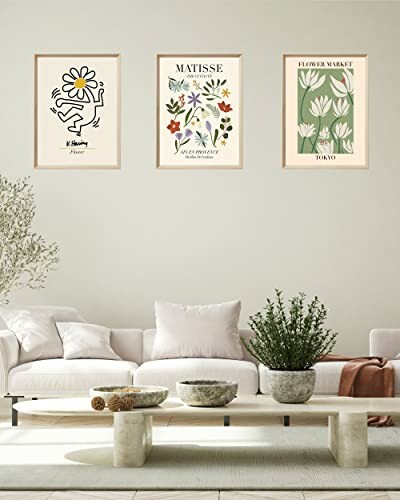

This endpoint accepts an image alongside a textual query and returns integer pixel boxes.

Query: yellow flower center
[74,78,86,89]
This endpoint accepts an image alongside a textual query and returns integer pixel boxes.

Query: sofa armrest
[370,329,400,359]
[0,330,19,395]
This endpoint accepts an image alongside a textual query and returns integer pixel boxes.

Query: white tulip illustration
[334,122,352,153]
[307,96,332,153]
[299,70,325,91]
[319,126,330,140]
[317,140,334,155]
[333,122,352,139]
[309,96,332,117]
[298,122,316,153]
[333,98,350,117]
[298,70,326,122]
[342,139,354,154]
[298,123,316,138]
[330,69,354,102]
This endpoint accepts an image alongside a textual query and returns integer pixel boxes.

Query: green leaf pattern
[297,68,354,155]
[165,76,233,154]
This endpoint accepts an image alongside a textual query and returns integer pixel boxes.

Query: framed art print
[283,54,368,169]
[34,54,120,169]
[157,54,242,169]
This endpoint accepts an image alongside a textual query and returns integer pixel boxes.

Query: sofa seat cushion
[8,359,138,396]
[134,358,258,395]
[259,361,348,395]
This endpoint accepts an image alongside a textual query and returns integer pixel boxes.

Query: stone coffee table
[14,395,400,468]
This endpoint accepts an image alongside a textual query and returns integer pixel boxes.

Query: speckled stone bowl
[269,369,316,403]
[90,385,168,408]
[176,380,238,407]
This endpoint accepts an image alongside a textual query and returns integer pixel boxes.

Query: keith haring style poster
[35,54,120,169]
[157,55,242,169]
[283,55,368,168]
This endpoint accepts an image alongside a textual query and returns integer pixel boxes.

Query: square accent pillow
[56,322,121,360]
[151,300,243,360]
[0,305,84,364]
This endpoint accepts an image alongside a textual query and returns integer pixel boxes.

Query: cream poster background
[35,54,120,169]
[283,55,368,168]
[158,55,242,169]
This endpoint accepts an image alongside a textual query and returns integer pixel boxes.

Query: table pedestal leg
[113,412,152,467]
[328,412,368,467]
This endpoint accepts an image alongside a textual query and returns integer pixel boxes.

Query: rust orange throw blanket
[321,355,394,427]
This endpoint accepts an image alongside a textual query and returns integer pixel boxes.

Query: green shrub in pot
[242,290,338,403]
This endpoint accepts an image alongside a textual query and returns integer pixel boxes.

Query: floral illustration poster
[35,54,120,169]
[283,55,368,168]
[157,55,242,169]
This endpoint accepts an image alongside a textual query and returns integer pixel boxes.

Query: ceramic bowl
[176,379,238,407]
[90,385,168,408]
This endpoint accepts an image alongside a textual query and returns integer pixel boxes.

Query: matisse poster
[157,55,242,169]
[34,54,120,169]
[283,55,368,168]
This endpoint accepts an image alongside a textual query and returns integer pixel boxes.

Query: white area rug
[0,425,400,490]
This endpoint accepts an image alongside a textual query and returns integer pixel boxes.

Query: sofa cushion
[143,328,257,363]
[370,329,400,359]
[56,322,120,360]
[8,359,137,396]
[0,306,85,364]
[259,361,348,395]
[134,358,258,395]
[111,329,143,364]
[151,300,243,361]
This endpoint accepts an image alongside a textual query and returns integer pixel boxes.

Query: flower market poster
[157,55,242,169]
[35,54,120,169]
[283,55,368,168]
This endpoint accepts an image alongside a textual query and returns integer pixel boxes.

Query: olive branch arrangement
[0,175,59,304]
[242,290,338,371]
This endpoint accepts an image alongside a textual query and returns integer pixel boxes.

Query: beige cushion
[56,322,120,360]
[134,358,258,395]
[143,328,256,363]
[151,300,243,360]
[370,329,400,359]
[8,358,137,396]
[110,328,143,364]
[0,306,85,364]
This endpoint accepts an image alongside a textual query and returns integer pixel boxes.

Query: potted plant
[242,290,338,403]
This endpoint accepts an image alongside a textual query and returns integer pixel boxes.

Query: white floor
[0,412,399,500]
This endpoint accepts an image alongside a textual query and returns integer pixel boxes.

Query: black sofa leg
[4,395,23,427]
[283,415,290,427]
[11,396,19,427]
[223,416,230,427]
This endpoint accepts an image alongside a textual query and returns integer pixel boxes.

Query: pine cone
[108,394,123,412]
[120,396,136,411]
[91,396,105,411]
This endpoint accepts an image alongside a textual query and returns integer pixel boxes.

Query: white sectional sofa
[0,328,258,399]
[1,306,399,425]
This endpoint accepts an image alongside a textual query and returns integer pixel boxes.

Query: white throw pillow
[151,300,243,360]
[0,306,84,364]
[56,322,121,360]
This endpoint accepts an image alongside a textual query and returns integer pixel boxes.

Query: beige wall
[1,0,399,355]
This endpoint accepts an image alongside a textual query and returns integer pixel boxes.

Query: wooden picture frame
[283,54,368,169]
[34,54,121,169]
[157,54,242,169]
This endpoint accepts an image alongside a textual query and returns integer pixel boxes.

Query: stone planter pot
[269,369,316,403]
